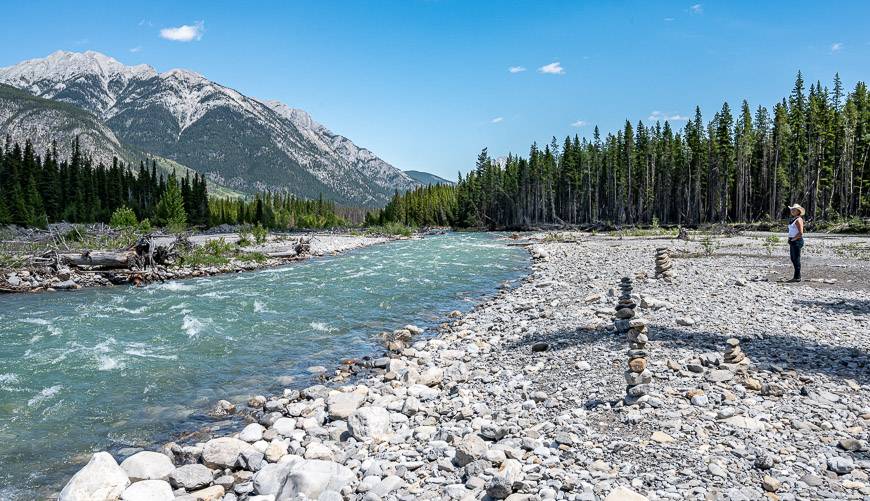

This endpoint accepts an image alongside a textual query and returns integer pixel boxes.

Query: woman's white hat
[788,204,805,215]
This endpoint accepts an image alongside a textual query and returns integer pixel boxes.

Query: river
[0,233,528,498]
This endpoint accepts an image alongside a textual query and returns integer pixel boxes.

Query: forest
[373,72,870,229]
[0,137,345,230]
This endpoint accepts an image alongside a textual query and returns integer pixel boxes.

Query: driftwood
[59,250,136,269]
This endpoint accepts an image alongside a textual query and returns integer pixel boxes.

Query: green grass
[366,222,414,237]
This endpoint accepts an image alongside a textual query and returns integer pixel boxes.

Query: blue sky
[2,1,869,180]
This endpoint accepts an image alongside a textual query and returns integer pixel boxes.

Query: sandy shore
[55,231,870,501]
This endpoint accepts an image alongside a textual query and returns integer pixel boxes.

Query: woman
[787,204,805,282]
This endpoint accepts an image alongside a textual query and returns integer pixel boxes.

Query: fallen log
[59,250,136,269]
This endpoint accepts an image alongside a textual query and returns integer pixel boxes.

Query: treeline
[367,184,457,227]
[375,72,870,228]
[0,137,346,230]
[209,193,345,229]
[0,138,209,227]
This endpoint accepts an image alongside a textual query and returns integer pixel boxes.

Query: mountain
[0,50,419,206]
[403,170,454,186]
[0,83,242,198]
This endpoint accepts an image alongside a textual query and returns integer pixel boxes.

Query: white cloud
[571,120,589,127]
[129,46,142,53]
[831,42,843,53]
[508,66,526,73]
[139,19,153,27]
[491,117,504,124]
[663,17,675,22]
[648,111,690,122]
[160,21,205,42]
[538,62,565,75]
[690,4,703,14]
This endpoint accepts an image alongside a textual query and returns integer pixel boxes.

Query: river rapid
[0,233,528,498]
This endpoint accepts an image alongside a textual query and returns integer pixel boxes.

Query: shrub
[109,206,138,229]
[237,227,253,247]
[763,235,780,256]
[252,223,268,245]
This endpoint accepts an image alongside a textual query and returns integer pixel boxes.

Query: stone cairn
[724,337,746,365]
[614,277,652,404]
[654,247,674,280]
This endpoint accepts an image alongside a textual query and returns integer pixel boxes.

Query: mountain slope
[0,84,243,198]
[0,51,418,206]
[404,170,454,186]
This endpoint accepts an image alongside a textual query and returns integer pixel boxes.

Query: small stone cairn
[654,247,674,280]
[724,337,747,365]
[614,277,652,404]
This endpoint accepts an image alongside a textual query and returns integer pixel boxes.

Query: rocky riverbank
[56,231,870,500]
[1,233,393,294]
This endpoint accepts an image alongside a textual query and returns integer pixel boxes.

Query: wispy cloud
[690,4,703,14]
[571,120,589,127]
[129,46,142,53]
[73,38,89,45]
[663,17,675,22]
[508,66,526,74]
[160,21,205,42]
[491,117,504,124]
[538,62,565,75]
[831,42,844,53]
[649,111,690,122]
[139,19,153,27]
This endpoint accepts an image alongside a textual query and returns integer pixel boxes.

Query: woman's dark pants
[789,239,804,280]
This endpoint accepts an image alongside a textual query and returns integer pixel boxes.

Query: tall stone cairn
[654,247,674,280]
[614,277,653,404]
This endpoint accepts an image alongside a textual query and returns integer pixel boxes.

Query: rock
[454,433,487,466]
[304,442,333,460]
[120,480,174,501]
[531,342,549,352]
[486,459,523,499]
[57,267,72,280]
[708,463,727,478]
[676,317,695,326]
[169,464,214,491]
[651,431,674,444]
[722,415,766,431]
[119,451,175,482]
[706,369,734,383]
[347,406,393,442]
[370,475,405,497]
[326,389,367,419]
[417,367,444,386]
[271,417,296,437]
[239,423,266,443]
[188,485,225,501]
[54,279,79,290]
[761,475,781,492]
[828,456,854,475]
[202,437,256,469]
[604,486,648,501]
[253,460,298,496]
[276,459,355,499]
[58,452,130,501]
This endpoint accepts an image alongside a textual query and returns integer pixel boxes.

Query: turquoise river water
[0,233,528,498]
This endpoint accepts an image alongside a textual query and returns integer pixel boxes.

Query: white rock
[604,486,649,501]
[120,451,175,482]
[347,407,393,442]
[201,437,256,469]
[59,452,130,501]
[239,423,266,443]
[276,459,355,499]
[326,389,367,419]
[120,480,174,501]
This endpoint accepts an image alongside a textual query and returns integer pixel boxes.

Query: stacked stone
[613,277,653,404]
[724,338,746,364]
[655,247,674,280]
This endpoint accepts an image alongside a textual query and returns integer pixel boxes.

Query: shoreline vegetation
[52,231,870,500]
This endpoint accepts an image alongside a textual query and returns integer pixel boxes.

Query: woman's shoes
[787,277,802,283]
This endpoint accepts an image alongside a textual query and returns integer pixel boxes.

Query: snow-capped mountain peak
[0,50,419,206]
